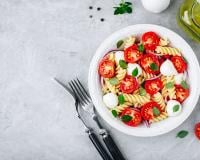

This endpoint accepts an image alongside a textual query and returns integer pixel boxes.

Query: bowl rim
[88,24,200,137]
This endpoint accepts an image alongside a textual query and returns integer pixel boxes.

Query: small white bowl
[88,24,200,137]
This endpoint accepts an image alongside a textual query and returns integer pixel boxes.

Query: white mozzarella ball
[103,93,118,109]
[115,51,124,63]
[160,59,178,76]
[127,63,142,77]
[166,100,182,117]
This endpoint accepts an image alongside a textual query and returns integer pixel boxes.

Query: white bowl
[88,24,200,137]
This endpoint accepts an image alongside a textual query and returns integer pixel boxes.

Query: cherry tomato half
[140,53,160,74]
[175,85,189,103]
[141,102,161,120]
[145,78,163,95]
[98,59,115,78]
[120,108,142,127]
[124,45,143,63]
[171,56,187,73]
[120,75,139,94]
[195,122,200,140]
[142,32,160,50]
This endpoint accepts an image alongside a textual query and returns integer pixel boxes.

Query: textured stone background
[0,0,199,160]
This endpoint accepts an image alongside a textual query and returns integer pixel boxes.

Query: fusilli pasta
[150,112,168,123]
[155,46,181,56]
[152,92,166,111]
[123,93,150,105]
[161,76,176,99]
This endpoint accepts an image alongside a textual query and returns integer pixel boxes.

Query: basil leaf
[109,77,119,85]
[118,94,125,104]
[119,60,127,69]
[116,40,124,48]
[153,107,160,116]
[121,115,132,122]
[180,80,189,89]
[173,105,180,112]
[165,82,174,89]
[111,110,118,117]
[150,63,159,71]
[139,87,146,96]
[132,68,138,77]
[126,6,132,13]
[138,44,144,52]
[176,130,189,138]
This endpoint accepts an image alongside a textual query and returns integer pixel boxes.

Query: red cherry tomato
[98,59,115,78]
[140,53,160,74]
[141,102,161,120]
[175,85,189,103]
[145,78,163,95]
[142,32,160,50]
[195,122,200,140]
[124,45,143,63]
[171,56,187,73]
[120,108,142,127]
[120,75,139,94]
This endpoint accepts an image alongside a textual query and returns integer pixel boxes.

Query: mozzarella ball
[127,63,142,77]
[103,93,118,109]
[115,51,124,63]
[160,59,178,76]
[166,100,182,117]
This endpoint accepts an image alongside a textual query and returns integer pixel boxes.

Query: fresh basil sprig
[176,130,189,138]
[116,40,124,48]
[165,82,174,89]
[132,68,138,77]
[138,44,144,52]
[121,115,132,122]
[112,110,118,117]
[118,94,125,104]
[109,77,119,85]
[173,105,180,112]
[119,60,128,69]
[114,0,133,15]
[150,63,159,71]
[180,80,189,89]
[153,107,160,116]
[139,87,146,96]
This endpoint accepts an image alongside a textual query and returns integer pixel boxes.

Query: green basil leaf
[176,130,189,138]
[138,44,144,52]
[173,105,180,112]
[180,80,189,89]
[116,40,124,48]
[111,110,118,117]
[153,107,160,116]
[165,82,174,89]
[119,60,128,69]
[109,77,119,85]
[132,68,138,77]
[126,6,132,13]
[150,63,159,71]
[121,115,132,122]
[118,94,125,104]
[139,87,146,96]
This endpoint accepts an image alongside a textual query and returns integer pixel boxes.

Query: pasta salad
[98,31,189,127]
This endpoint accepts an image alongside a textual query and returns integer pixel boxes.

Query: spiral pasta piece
[107,52,115,61]
[124,36,136,49]
[152,92,166,111]
[123,94,150,105]
[142,70,156,80]
[116,65,126,82]
[159,38,169,46]
[113,102,132,113]
[104,78,118,94]
[155,46,181,56]
[150,112,168,123]
[161,76,176,99]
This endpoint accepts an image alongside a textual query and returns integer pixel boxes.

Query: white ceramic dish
[88,24,200,137]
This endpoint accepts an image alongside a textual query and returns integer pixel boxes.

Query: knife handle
[87,129,113,160]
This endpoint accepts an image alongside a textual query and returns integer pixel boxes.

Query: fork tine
[76,78,91,99]
[73,79,91,103]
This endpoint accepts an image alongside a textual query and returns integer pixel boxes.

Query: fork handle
[87,129,113,160]
[102,133,126,160]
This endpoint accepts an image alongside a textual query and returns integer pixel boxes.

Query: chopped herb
[112,110,118,117]
[118,94,125,104]
[165,82,174,89]
[180,80,189,89]
[138,44,144,52]
[97,7,101,11]
[121,115,132,122]
[132,68,138,77]
[153,107,160,116]
[89,15,93,18]
[139,87,146,96]
[176,130,189,138]
[89,6,93,9]
[114,1,133,15]
[150,63,159,71]
[116,40,124,48]
[119,60,128,69]
[100,18,105,22]
[173,105,180,112]
[109,77,119,85]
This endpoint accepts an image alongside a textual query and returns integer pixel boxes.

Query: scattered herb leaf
[150,63,159,71]
[114,1,133,15]
[116,40,124,48]
[118,94,125,104]
[165,82,174,89]
[119,60,128,69]
[138,44,144,52]
[132,68,138,77]
[181,80,189,89]
[121,115,132,122]
[139,87,146,96]
[109,77,119,85]
[173,105,180,112]
[153,107,160,116]
[112,110,118,117]
[176,130,189,138]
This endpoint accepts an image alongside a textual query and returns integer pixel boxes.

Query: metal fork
[69,78,126,160]
[54,78,113,160]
